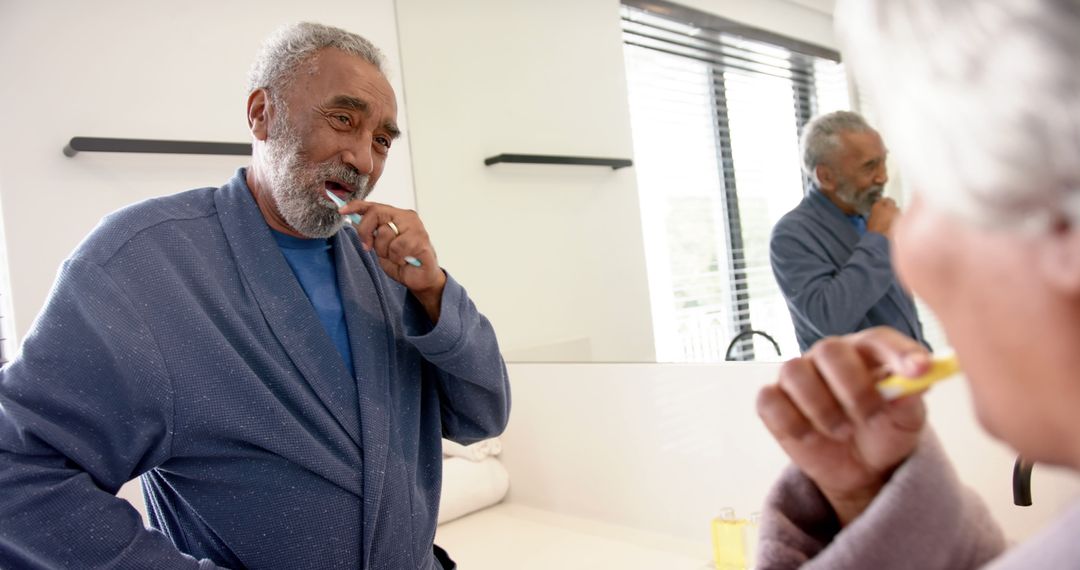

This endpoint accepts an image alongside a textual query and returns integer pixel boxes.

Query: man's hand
[339,200,446,322]
[756,327,930,525]
[867,197,900,236]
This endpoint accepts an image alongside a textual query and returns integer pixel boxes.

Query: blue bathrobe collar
[213,168,396,564]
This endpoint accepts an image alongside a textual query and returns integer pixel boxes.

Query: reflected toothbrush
[324,189,422,267]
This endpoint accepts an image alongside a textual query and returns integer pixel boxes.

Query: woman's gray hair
[800,110,874,185]
[247,22,386,100]
[836,0,1080,232]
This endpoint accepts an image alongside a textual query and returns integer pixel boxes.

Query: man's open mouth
[324,180,354,200]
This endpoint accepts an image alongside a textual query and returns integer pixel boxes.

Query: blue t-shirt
[270,230,355,377]
[847,213,868,236]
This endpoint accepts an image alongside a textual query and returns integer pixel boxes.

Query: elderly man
[0,23,509,569]
[756,0,1080,568]
[770,110,928,352]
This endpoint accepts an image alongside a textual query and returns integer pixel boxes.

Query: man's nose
[875,163,889,186]
[342,135,374,175]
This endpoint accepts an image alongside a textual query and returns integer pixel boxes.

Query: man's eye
[375,136,392,149]
[335,115,351,126]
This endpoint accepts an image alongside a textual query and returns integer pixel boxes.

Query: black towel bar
[63,137,251,157]
[483,153,632,170]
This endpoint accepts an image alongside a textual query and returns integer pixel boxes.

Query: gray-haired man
[0,22,509,569]
[770,110,928,352]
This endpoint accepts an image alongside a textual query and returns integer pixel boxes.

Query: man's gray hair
[247,22,386,99]
[836,0,1080,232]
[800,110,874,185]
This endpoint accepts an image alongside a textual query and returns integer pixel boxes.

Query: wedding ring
[386,221,400,236]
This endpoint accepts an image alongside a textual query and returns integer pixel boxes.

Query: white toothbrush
[325,189,422,267]
[324,188,362,225]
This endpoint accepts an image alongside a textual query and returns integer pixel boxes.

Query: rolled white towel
[442,438,503,462]
[438,456,510,525]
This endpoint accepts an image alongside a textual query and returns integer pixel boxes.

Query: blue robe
[770,189,927,353]
[0,169,510,569]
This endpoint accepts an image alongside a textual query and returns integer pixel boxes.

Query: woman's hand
[756,327,931,525]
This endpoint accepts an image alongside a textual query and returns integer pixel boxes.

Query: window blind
[622,0,851,361]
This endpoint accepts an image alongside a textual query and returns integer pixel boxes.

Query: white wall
[395,0,656,363]
[500,362,1080,544]
[0,0,415,345]
[394,0,838,363]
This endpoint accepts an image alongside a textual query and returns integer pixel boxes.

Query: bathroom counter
[436,503,711,569]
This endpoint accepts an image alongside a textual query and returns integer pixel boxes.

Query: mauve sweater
[757,430,1080,568]
[0,169,510,569]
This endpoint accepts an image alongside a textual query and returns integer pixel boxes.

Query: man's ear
[247,88,271,141]
[815,164,835,191]
[1036,217,1080,294]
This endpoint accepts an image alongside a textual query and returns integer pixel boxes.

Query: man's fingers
[343,201,392,248]
[372,222,397,259]
[341,201,397,243]
[344,201,420,254]
[776,358,853,441]
[342,201,438,275]
[875,197,897,211]
[388,235,431,266]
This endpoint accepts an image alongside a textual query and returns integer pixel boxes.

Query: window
[621,0,850,361]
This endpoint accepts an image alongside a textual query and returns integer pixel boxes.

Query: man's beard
[262,119,372,239]
[835,178,883,217]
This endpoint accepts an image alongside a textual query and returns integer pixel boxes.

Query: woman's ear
[1036,217,1080,294]
[247,88,271,141]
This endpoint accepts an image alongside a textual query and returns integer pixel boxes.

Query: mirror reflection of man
[0,22,509,570]
[770,111,928,353]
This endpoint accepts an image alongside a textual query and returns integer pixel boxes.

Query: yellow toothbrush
[876,355,961,401]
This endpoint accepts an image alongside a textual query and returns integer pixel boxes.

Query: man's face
[833,173,883,217]
[823,129,888,216]
[260,49,399,238]
[262,113,370,238]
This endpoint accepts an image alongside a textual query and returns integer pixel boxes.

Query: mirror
[394,0,846,362]
[0,0,894,366]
